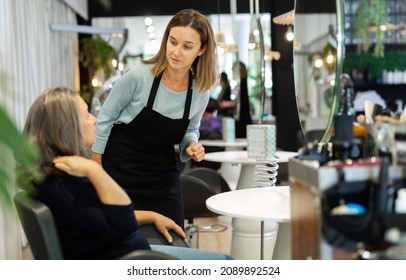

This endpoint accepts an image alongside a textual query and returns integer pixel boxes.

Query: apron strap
[182,71,193,120]
[147,74,162,109]
[147,71,193,120]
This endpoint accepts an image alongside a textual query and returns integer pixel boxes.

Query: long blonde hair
[143,9,219,92]
[24,87,86,176]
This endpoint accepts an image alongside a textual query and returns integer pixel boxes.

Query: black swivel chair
[180,168,231,248]
[13,190,179,260]
[184,167,231,193]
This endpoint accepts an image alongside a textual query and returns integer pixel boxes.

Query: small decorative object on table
[247,124,278,187]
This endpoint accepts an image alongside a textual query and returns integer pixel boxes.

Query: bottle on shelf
[331,74,368,161]
[395,189,406,214]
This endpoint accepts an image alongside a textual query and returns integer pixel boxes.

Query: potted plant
[79,36,116,104]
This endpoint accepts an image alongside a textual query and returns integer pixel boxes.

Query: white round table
[206,186,291,260]
[199,138,247,150]
[203,151,297,260]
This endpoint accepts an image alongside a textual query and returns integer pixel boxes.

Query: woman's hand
[135,211,186,243]
[186,141,205,162]
[53,156,131,205]
[53,156,98,177]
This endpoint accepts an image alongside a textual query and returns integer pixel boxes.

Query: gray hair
[24,87,86,176]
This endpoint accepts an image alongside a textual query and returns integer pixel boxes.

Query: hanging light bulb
[285,26,294,42]
[248,33,256,50]
[314,55,324,68]
[111,59,118,68]
[326,50,335,65]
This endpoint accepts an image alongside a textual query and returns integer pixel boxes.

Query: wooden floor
[22,216,232,260]
[187,216,232,255]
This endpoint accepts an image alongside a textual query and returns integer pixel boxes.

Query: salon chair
[183,167,231,194]
[180,170,230,248]
[13,190,179,260]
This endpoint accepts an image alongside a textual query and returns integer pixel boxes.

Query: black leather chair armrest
[138,224,190,248]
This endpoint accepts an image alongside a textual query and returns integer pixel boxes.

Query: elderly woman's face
[76,95,96,148]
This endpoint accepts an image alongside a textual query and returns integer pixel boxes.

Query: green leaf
[0,106,42,207]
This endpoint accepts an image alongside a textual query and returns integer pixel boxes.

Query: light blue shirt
[92,62,209,162]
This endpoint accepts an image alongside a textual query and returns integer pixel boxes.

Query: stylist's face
[166,26,205,70]
[76,95,96,148]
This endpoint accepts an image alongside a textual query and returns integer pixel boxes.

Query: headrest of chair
[180,175,218,219]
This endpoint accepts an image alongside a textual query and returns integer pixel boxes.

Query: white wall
[0,0,79,260]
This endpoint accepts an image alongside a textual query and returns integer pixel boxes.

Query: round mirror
[293,0,345,144]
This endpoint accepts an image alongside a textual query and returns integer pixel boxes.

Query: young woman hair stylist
[91,9,218,227]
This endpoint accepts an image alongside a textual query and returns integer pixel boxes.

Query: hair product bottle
[331,75,367,161]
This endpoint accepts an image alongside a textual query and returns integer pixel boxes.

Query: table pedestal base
[230,218,278,260]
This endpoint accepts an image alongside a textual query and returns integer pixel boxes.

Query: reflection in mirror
[91,13,272,122]
[293,0,344,144]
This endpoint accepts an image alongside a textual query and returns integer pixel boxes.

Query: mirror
[293,0,344,143]
[90,13,273,121]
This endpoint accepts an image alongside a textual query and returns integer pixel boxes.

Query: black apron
[102,73,193,227]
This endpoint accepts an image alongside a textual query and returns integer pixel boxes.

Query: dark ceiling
[88,0,336,19]
[88,0,272,18]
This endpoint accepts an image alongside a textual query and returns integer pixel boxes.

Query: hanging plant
[353,0,387,58]
[79,36,116,103]
[79,37,115,80]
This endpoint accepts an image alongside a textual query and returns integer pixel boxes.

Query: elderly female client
[23,87,232,260]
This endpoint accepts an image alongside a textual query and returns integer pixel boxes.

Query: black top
[37,173,150,260]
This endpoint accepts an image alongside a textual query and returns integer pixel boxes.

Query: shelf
[354,83,406,90]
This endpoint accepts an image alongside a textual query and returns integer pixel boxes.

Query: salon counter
[288,157,406,260]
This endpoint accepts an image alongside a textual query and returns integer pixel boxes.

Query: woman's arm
[179,92,210,162]
[53,156,130,205]
[92,68,139,154]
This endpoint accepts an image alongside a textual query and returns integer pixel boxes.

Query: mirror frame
[320,0,345,143]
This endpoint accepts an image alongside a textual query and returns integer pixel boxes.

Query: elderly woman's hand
[151,212,187,243]
[135,211,186,243]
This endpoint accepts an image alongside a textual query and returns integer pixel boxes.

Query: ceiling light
[146,25,155,33]
[144,17,153,26]
[285,26,294,41]
[273,9,294,26]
